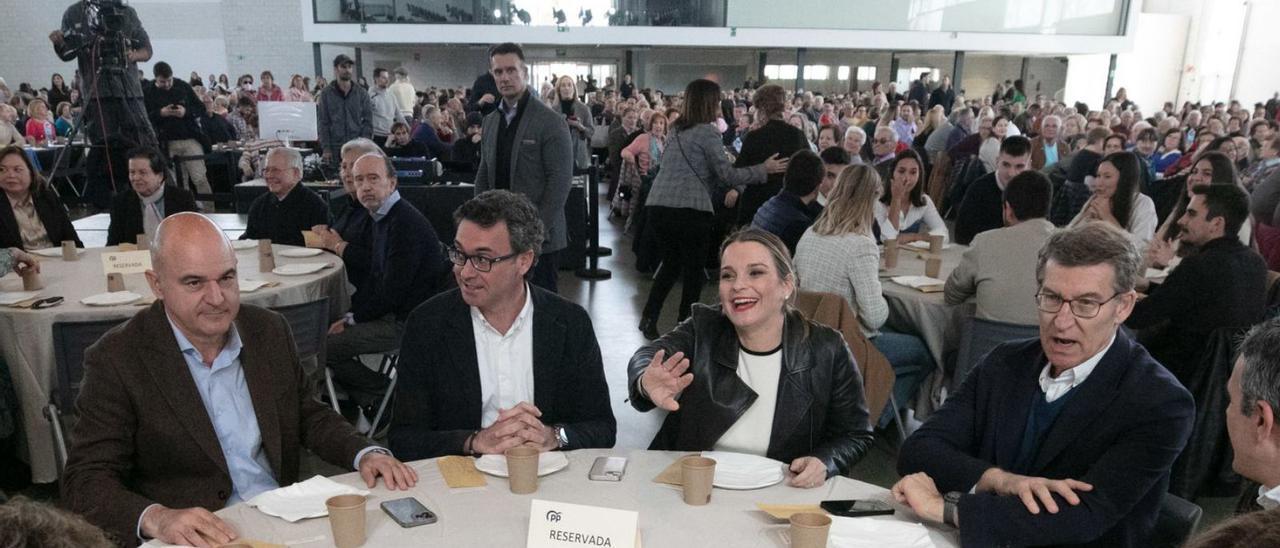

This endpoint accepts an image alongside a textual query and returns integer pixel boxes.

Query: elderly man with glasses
[387,190,616,460]
[892,222,1194,548]
[325,153,448,415]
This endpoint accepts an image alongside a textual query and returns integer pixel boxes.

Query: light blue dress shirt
[1043,142,1059,167]
[371,189,401,222]
[167,316,279,506]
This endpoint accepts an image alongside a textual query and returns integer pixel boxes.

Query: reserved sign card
[527,499,638,548]
[101,250,153,275]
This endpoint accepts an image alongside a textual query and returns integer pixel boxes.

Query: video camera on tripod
[60,0,135,77]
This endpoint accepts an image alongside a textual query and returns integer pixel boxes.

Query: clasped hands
[892,467,1094,525]
[471,401,559,454]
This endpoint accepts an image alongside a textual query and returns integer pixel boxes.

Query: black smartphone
[820,499,896,518]
[380,497,437,528]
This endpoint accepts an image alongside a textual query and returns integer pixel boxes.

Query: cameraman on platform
[50,0,159,211]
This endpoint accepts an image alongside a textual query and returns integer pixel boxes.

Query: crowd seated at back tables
[5,53,1280,548]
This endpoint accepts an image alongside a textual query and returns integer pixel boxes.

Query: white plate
[905,240,953,251]
[279,247,324,258]
[231,240,258,250]
[239,279,270,293]
[30,247,85,257]
[272,263,328,276]
[0,291,42,306]
[474,451,570,478]
[81,291,142,306]
[701,451,786,490]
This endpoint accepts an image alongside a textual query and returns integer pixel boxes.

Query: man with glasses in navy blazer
[389,190,615,460]
[892,222,1194,547]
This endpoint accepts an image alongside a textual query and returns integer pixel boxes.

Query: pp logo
[545,510,563,523]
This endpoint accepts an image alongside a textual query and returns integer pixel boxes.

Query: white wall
[1233,0,1280,105]
[1113,13,1189,113]
[1064,54,1112,109]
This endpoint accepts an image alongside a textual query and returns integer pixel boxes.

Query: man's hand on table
[976,467,1093,515]
[786,456,827,489]
[141,505,238,548]
[310,224,345,253]
[358,450,419,490]
[471,402,558,454]
[891,472,945,523]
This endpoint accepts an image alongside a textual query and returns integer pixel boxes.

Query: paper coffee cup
[21,269,43,291]
[505,446,540,494]
[257,239,275,273]
[325,494,367,548]
[680,456,716,506]
[883,239,899,269]
[928,234,944,254]
[925,256,942,278]
[61,241,78,261]
[789,512,832,548]
[302,230,323,248]
[106,273,126,293]
[136,234,150,250]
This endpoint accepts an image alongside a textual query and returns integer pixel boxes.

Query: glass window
[805,65,830,80]
[837,66,851,81]
[856,66,877,81]
[764,64,780,80]
[778,65,798,79]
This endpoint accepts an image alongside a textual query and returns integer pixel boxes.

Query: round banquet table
[878,243,974,417]
[142,449,959,548]
[0,243,351,483]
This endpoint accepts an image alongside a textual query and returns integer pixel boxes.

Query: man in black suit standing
[892,222,1194,547]
[326,153,447,408]
[240,147,329,247]
[389,190,615,460]
[473,42,573,293]
[107,147,197,246]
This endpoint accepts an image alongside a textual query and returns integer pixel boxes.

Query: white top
[471,286,536,428]
[1038,333,1115,403]
[794,229,888,337]
[1258,483,1280,510]
[875,195,949,244]
[713,347,782,457]
[1069,193,1158,252]
[979,137,1001,172]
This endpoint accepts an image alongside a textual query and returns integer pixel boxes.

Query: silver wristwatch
[555,425,569,449]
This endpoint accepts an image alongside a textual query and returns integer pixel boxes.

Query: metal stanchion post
[575,164,612,280]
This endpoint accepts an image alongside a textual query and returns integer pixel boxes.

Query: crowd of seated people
[8,51,1280,548]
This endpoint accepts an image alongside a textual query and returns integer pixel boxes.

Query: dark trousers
[643,206,714,321]
[530,250,560,293]
[83,98,157,209]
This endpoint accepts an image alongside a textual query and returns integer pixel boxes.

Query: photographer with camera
[50,0,159,211]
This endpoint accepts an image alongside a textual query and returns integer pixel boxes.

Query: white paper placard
[101,250,153,275]
[527,499,638,548]
[259,101,319,142]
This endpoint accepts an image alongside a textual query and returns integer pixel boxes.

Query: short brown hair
[1036,222,1141,294]
[751,84,786,119]
[675,79,721,131]
[1184,508,1280,548]
[0,144,48,194]
[0,496,114,548]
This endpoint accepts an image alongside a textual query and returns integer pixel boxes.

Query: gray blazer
[560,99,595,171]
[943,218,1055,325]
[475,94,574,253]
[644,123,766,213]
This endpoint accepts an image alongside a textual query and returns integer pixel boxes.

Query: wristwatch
[555,425,569,449]
[943,491,962,527]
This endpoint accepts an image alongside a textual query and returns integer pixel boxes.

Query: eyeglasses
[1034,292,1121,319]
[447,246,518,273]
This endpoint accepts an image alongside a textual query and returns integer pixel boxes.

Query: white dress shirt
[1259,483,1280,510]
[1038,333,1116,403]
[874,195,950,244]
[472,285,536,428]
[713,346,782,457]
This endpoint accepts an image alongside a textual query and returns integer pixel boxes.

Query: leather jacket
[628,304,875,477]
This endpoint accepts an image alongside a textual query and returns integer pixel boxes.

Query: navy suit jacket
[898,331,1193,547]
[388,287,616,460]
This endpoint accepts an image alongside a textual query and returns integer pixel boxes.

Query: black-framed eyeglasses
[447,246,518,273]
[1035,292,1121,319]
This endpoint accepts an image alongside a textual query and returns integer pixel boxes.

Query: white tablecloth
[0,244,350,483]
[144,449,959,548]
[879,245,973,416]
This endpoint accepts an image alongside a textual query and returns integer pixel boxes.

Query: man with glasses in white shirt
[388,190,615,460]
[892,222,1194,548]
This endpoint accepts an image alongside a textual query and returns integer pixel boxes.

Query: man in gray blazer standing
[474,42,573,292]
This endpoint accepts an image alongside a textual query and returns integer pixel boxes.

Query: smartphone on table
[588,456,628,481]
[819,499,896,518]
[380,497,437,528]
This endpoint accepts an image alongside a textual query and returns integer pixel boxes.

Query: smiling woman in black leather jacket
[627,228,875,487]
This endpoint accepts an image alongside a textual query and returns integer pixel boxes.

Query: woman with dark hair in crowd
[734,83,810,225]
[1070,151,1158,250]
[0,145,81,249]
[256,71,284,102]
[188,71,204,88]
[876,149,947,244]
[227,95,258,141]
[638,78,787,339]
[1153,128,1184,174]
[630,227,874,484]
[287,74,313,102]
[47,73,72,110]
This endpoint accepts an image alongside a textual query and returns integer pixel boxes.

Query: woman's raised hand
[640,349,693,411]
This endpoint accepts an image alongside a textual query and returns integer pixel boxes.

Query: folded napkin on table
[245,475,369,522]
